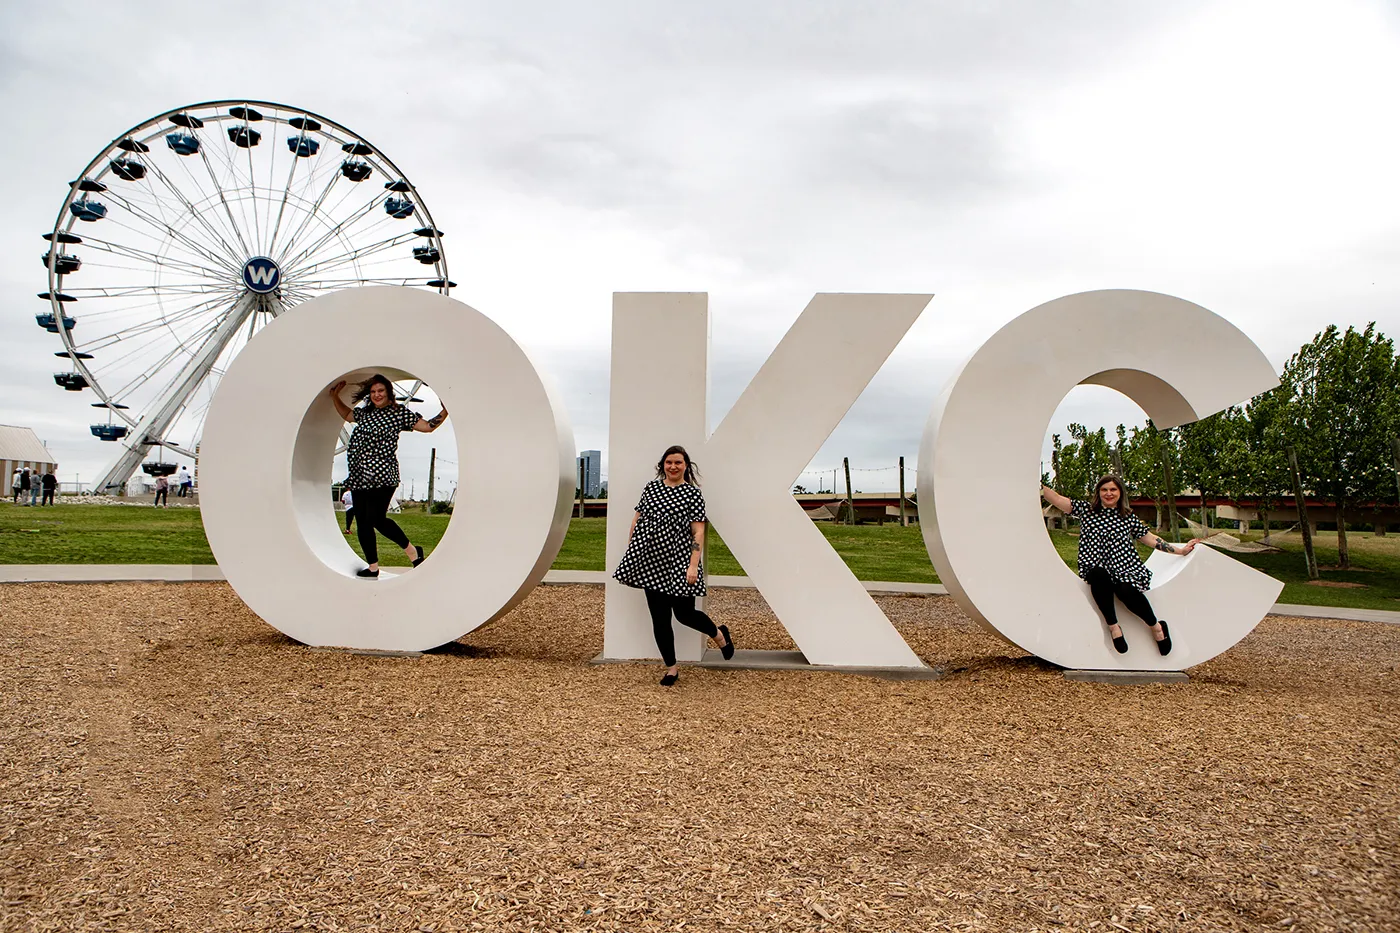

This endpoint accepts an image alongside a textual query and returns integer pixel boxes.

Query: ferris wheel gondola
[41,100,452,492]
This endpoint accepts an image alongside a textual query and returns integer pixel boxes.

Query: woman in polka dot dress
[612,446,734,686]
[329,374,448,579]
[1041,475,1198,655]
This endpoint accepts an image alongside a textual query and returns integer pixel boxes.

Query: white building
[0,425,58,492]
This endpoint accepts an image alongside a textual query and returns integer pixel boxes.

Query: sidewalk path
[2,565,1397,625]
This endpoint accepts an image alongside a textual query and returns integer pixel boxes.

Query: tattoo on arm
[1153,538,1176,553]
[428,412,446,429]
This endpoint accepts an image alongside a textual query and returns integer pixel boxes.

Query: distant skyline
[3,1,1398,494]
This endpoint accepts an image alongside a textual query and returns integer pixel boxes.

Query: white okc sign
[200,286,1282,670]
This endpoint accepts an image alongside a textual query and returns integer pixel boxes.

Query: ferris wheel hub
[242,256,282,294]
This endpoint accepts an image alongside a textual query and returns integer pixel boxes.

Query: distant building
[0,425,58,489]
[576,449,602,498]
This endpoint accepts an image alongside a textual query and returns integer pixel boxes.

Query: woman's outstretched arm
[328,381,354,423]
[1040,485,1073,514]
[413,405,449,433]
[1138,531,1198,556]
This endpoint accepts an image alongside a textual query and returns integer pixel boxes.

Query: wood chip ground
[2,583,1397,932]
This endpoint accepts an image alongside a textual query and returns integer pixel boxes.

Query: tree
[1237,392,1295,540]
[792,484,810,495]
[1178,413,1236,529]
[1052,423,1113,499]
[1276,324,1400,569]
[1122,421,1184,533]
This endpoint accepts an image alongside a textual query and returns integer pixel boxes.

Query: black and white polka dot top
[346,404,421,490]
[1070,499,1153,591]
[612,479,708,597]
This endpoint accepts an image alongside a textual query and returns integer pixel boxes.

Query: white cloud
[1,0,1397,494]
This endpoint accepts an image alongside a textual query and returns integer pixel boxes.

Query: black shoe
[411,545,425,567]
[719,625,735,661]
[660,671,678,687]
[1155,620,1172,656]
[1112,632,1128,654]
[356,567,379,579]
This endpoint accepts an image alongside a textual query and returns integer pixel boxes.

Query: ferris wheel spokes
[89,290,264,490]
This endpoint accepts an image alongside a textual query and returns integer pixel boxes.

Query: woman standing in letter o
[613,445,734,686]
[329,374,448,578]
[1042,475,1197,654]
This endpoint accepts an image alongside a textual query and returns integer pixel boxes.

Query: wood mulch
[1,583,1397,932]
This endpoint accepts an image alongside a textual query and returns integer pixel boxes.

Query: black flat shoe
[411,545,425,567]
[1155,619,1172,656]
[356,567,379,579]
[660,671,678,687]
[1112,632,1128,654]
[718,625,735,661]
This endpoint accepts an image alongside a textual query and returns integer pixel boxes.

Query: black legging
[645,588,718,667]
[352,486,409,564]
[154,488,168,507]
[344,507,356,532]
[1083,567,1158,629]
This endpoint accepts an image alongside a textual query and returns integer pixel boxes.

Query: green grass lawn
[3,501,1398,611]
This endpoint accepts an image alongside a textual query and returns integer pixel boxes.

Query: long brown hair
[1091,474,1131,517]
[352,373,396,407]
[655,445,699,484]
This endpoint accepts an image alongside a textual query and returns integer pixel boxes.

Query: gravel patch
[2,583,1396,931]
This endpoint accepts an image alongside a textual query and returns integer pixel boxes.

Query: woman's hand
[686,566,699,585]
[1179,538,1199,555]
[328,381,354,423]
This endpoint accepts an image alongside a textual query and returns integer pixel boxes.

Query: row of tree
[1045,324,1400,571]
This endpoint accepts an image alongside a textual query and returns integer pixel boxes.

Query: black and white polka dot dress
[345,404,421,490]
[612,479,707,597]
[1070,499,1153,590]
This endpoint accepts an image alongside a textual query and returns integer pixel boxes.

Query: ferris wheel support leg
[92,292,265,493]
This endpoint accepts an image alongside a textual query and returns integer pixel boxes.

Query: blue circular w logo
[242,256,281,294]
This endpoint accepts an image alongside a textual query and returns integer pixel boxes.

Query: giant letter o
[199,287,575,652]
[918,290,1284,671]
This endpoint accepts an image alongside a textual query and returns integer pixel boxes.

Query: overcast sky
[2,0,1398,495]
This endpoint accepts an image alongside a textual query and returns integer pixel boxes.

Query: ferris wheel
[40,100,453,492]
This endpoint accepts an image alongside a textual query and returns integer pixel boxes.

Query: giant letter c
[918,290,1283,671]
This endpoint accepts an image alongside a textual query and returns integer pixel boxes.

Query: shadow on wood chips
[1,581,1396,932]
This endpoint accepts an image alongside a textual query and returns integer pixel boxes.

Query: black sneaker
[719,625,735,661]
[1155,620,1172,656]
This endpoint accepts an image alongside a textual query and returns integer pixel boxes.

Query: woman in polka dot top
[612,445,735,686]
[1042,475,1198,655]
[329,374,448,579]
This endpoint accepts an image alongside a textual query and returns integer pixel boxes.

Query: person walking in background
[177,465,193,498]
[19,469,32,506]
[28,469,39,507]
[612,445,734,686]
[153,474,169,508]
[11,468,21,504]
[41,470,57,506]
[328,374,448,578]
[1041,475,1198,656]
[341,486,356,535]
